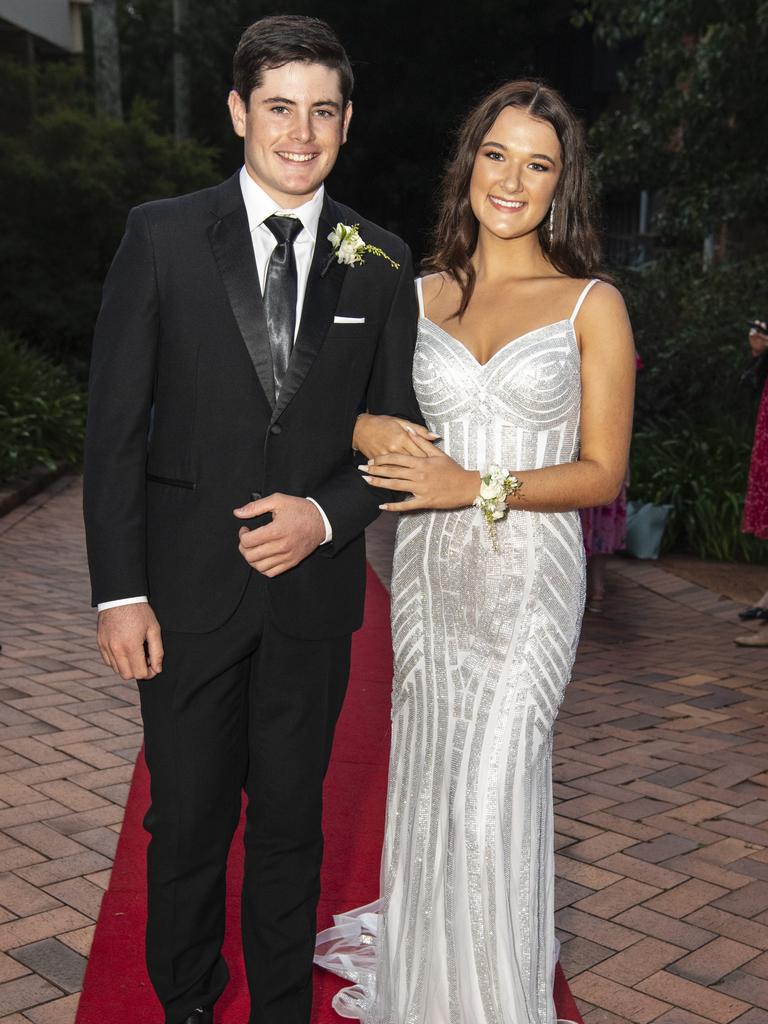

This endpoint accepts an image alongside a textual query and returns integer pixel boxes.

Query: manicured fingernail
[357,465,367,471]
[428,432,440,438]
[378,504,388,510]
[367,458,374,465]
[363,475,373,483]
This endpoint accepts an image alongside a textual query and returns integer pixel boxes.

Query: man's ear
[341,101,353,145]
[227,89,247,138]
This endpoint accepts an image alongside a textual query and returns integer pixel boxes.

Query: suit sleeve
[83,207,159,605]
[309,243,423,555]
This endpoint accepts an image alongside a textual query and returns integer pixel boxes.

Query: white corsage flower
[328,223,366,265]
[473,464,524,552]
[322,222,400,277]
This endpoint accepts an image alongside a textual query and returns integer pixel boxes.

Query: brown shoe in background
[734,627,768,647]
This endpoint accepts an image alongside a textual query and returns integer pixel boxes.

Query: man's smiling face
[228,61,352,208]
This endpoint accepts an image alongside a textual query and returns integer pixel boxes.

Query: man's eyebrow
[262,96,341,110]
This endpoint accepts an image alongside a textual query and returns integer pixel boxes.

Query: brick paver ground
[0,478,767,1023]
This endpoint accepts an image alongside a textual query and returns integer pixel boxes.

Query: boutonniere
[321,222,400,278]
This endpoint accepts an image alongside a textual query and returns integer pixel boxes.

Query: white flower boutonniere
[321,222,400,277]
[473,465,524,552]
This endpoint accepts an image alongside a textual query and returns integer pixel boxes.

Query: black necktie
[263,214,303,392]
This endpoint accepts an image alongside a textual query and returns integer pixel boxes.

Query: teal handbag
[625,501,672,559]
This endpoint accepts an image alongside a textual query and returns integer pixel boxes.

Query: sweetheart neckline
[418,316,578,368]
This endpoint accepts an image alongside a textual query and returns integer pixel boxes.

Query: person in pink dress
[580,490,627,612]
[736,320,768,647]
[580,353,642,612]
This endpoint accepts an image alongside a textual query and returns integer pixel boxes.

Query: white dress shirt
[97,168,332,612]
[240,165,324,341]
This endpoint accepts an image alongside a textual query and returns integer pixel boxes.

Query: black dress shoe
[738,605,768,621]
[180,1009,213,1024]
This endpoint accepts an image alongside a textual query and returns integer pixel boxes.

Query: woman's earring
[548,198,556,246]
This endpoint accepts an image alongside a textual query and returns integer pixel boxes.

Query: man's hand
[234,493,326,577]
[97,603,163,680]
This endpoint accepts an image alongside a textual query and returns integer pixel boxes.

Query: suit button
[269,424,282,435]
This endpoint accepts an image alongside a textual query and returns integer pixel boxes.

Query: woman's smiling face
[469,105,562,241]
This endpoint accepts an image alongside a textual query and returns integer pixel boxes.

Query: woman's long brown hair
[423,80,604,318]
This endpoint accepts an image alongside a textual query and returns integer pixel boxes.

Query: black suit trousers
[138,573,351,1024]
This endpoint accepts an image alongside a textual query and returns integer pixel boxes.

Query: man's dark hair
[233,14,353,108]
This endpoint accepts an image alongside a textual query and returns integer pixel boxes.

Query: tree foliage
[0,61,218,364]
[618,253,768,423]
[576,0,768,249]
[572,1,768,558]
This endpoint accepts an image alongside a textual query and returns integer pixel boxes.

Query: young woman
[316,80,635,1023]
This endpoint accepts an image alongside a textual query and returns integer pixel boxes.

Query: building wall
[0,0,91,54]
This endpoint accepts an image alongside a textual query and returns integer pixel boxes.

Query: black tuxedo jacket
[83,172,421,638]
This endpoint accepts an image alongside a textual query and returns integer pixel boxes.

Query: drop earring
[548,198,556,246]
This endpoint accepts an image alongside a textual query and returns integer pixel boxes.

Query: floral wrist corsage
[473,465,524,552]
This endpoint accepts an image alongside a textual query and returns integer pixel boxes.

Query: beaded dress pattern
[316,279,595,1024]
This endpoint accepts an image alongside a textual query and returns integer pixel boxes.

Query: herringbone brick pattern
[0,480,767,1023]
[550,553,768,1024]
[0,478,140,1022]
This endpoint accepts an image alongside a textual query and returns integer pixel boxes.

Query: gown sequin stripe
[315,279,595,1024]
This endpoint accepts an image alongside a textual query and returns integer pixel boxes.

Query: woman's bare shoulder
[419,271,454,306]
[579,280,628,321]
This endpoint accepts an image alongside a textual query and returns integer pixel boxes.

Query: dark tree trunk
[173,0,191,140]
[92,0,123,120]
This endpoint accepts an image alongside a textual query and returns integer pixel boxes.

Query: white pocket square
[334,315,366,324]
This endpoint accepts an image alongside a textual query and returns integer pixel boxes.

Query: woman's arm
[353,413,438,460]
[360,283,636,513]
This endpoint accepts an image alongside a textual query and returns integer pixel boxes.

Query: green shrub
[630,413,768,563]
[616,251,768,562]
[616,253,768,428]
[0,332,86,481]
[0,60,219,366]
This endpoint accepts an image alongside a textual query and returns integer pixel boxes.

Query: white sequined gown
[315,280,595,1024]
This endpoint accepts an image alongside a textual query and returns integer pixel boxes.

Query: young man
[83,15,420,1024]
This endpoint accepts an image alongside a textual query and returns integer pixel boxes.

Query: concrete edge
[0,464,72,518]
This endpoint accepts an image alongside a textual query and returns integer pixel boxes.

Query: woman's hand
[353,413,439,460]
[359,433,480,511]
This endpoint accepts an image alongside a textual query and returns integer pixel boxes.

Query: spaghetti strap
[415,276,425,318]
[570,279,599,324]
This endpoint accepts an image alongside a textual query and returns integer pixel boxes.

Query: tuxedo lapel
[207,175,276,409]
[272,195,347,422]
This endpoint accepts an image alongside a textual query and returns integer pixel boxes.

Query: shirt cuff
[97,596,149,612]
[306,498,332,545]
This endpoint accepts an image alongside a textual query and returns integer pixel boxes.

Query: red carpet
[77,566,582,1023]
